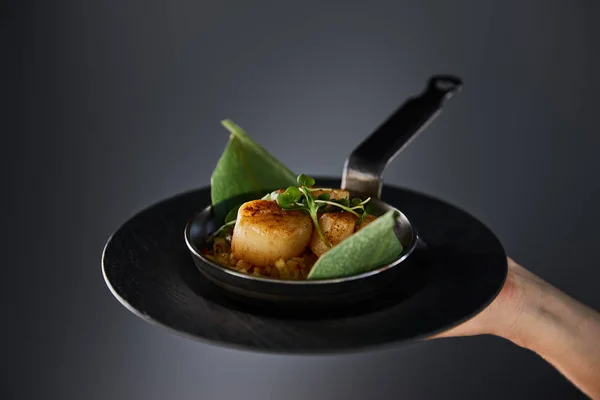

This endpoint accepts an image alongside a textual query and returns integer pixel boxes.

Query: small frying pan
[184,75,463,308]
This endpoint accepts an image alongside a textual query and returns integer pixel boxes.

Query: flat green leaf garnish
[210,120,298,222]
[307,210,403,280]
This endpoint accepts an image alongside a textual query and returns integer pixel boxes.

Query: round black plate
[102,178,507,354]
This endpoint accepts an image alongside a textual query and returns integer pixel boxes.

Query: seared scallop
[231,200,313,267]
[309,212,357,257]
[310,189,350,200]
[272,188,349,201]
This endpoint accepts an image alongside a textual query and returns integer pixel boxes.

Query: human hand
[426,256,600,399]
[429,257,540,345]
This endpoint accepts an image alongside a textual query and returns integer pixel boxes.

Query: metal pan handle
[341,75,463,199]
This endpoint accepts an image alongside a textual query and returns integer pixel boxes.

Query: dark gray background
[5,1,599,399]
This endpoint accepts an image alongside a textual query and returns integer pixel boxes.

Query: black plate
[102,178,507,354]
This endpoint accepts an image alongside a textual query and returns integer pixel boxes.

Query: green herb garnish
[273,174,371,248]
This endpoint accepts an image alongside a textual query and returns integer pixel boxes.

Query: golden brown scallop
[231,200,313,267]
[309,212,357,257]
[273,188,349,201]
[310,189,350,200]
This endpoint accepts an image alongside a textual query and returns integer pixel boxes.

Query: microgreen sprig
[274,174,372,248]
[314,197,371,218]
[274,179,331,247]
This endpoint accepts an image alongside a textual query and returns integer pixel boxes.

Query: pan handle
[341,75,463,199]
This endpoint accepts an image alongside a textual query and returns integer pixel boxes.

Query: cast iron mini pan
[185,75,461,308]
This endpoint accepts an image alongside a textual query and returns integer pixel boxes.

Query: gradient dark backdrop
[5,1,599,399]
